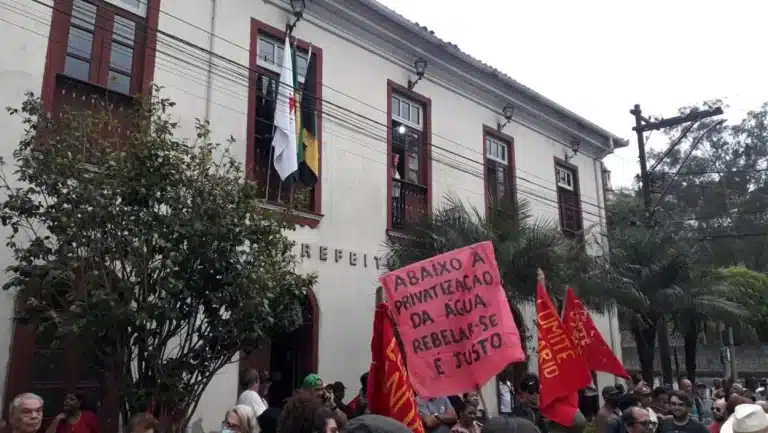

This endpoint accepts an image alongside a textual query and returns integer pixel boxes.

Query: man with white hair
[8,393,44,433]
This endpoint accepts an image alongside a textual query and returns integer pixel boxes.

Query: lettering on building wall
[300,243,384,269]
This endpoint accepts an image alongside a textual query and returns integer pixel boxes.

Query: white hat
[722,404,768,433]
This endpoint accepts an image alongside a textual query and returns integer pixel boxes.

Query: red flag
[536,280,591,426]
[563,287,630,379]
[367,304,425,433]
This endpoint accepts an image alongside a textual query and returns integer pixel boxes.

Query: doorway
[239,291,319,407]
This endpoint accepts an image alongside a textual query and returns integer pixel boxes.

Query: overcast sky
[376,0,767,188]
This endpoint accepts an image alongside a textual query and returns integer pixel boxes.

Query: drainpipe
[204,0,217,122]
[595,157,620,380]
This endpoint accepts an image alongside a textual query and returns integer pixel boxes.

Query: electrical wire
[9,1,768,234]
[0,1,612,223]
[26,0,621,194]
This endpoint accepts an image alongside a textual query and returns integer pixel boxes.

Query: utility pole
[630,104,724,223]
[629,104,724,386]
[631,105,653,223]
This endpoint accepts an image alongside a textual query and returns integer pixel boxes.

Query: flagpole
[265,146,274,200]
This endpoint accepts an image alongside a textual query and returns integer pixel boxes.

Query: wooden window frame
[386,80,432,232]
[4,1,161,429]
[41,0,161,108]
[554,158,584,240]
[482,125,517,215]
[246,19,324,228]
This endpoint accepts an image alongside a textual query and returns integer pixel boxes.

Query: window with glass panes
[485,135,513,209]
[250,32,316,212]
[555,164,583,238]
[60,0,149,95]
[256,35,309,83]
[391,94,424,185]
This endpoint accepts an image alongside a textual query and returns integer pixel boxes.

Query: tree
[647,101,768,271]
[383,197,613,376]
[606,190,748,383]
[722,266,768,341]
[0,91,315,432]
[666,268,745,382]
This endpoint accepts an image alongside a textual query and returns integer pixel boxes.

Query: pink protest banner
[379,241,525,398]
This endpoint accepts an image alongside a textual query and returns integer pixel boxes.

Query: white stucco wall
[0,0,53,409]
[0,0,622,430]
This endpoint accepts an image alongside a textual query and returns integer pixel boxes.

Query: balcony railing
[391,178,428,230]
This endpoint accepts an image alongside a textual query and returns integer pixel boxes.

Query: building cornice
[268,0,627,159]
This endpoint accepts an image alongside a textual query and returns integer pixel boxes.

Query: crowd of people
[6,369,768,433]
[592,376,768,433]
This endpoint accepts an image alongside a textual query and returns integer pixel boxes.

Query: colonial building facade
[0,0,626,431]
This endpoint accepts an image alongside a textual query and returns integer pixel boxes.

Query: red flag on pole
[536,279,591,426]
[562,287,630,379]
[367,303,425,433]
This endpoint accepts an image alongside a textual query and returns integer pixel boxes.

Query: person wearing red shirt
[45,393,100,433]
[708,399,726,433]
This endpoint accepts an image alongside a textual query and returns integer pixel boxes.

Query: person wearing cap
[596,386,623,433]
[301,374,348,425]
[330,382,348,415]
[633,384,659,432]
[659,390,708,433]
[719,403,768,433]
[513,374,547,433]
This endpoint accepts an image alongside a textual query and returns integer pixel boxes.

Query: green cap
[302,373,323,388]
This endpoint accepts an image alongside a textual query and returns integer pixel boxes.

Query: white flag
[271,34,298,180]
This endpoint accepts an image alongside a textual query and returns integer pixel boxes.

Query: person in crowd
[708,399,726,433]
[726,394,753,418]
[596,385,623,433]
[222,404,258,433]
[697,383,714,426]
[659,391,708,433]
[721,404,768,433]
[579,386,600,422]
[416,394,457,433]
[756,401,768,413]
[633,383,658,431]
[731,384,745,397]
[745,378,759,396]
[279,390,326,433]
[650,387,670,417]
[8,393,44,433]
[622,407,653,433]
[712,380,723,400]
[259,371,273,403]
[513,374,546,433]
[450,399,482,433]
[302,374,348,425]
[344,415,413,433]
[46,392,99,433]
[498,370,515,417]
[240,369,269,418]
[329,382,348,416]
[461,392,487,423]
[482,416,541,433]
[679,379,701,421]
[345,372,369,418]
[126,413,161,433]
